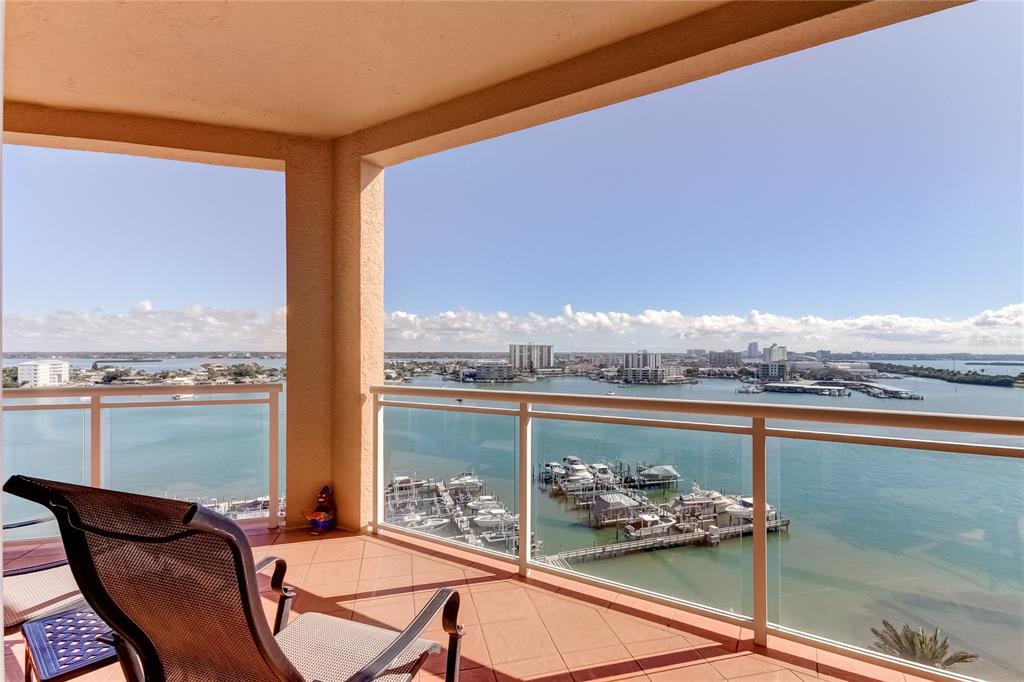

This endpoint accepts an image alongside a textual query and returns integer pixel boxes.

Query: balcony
[2,2,1019,682]
[5,523,966,682]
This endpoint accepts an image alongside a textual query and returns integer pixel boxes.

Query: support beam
[332,139,385,530]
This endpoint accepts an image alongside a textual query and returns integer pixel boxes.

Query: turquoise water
[2,368,1021,679]
[383,375,1023,681]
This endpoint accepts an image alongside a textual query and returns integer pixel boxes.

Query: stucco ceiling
[5,1,724,139]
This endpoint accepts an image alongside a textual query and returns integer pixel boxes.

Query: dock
[552,517,790,563]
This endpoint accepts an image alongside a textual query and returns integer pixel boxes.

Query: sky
[3,1,1022,353]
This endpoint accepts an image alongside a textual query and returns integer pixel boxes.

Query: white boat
[624,513,674,539]
[408,517,449,532]
[447,472,484,492]
[562,463,594,486]
[543,462,567,478]
[472,508,517,529]
[466,495,500,511]
[606,390,615,396]
[671,482,736,516]
[172,393,196,401]
[588,463,615,485]
[724,497,776,520]
[388,475,426,493]
[390,512,423,526]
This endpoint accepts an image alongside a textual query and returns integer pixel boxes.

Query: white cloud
[4,302,1022,353]
[383,303,1024,353]
[4,304,287,351]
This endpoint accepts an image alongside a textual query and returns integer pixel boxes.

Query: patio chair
[4,475,464,682]
[2,517,81,635]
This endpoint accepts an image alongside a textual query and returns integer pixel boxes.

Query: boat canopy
[593,492,639,514]
[640,464,680,480]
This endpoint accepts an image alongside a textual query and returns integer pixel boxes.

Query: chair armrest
[350,587,463,682]
[3,558,69,578]
[3,516,55,531]
[254,555,295,634]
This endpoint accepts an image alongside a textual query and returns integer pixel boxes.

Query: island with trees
[869,363,1023,388]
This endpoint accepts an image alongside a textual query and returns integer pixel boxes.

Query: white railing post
[267,389,281,529]
[518,401,532,576]
[89,395,103,487]
[752,416,768,647]
[373,393,384,534]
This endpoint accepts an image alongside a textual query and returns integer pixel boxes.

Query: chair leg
[24,650,34,682]
[445,628,464,682]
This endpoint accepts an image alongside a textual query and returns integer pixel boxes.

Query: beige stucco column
[331,137,384,531]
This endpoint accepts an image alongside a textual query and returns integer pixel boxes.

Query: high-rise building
[746,342,759,358]
[708,350,743,367]
[757,362,790,381]
[623,350,661,369]
[509,343,554,371]
[762,344,787,362]
[816,349,832,362]
[17,360,71,388]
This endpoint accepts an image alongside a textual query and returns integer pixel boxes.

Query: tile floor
[4,526,917,682]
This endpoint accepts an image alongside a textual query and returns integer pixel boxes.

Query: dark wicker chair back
[4,475,303,682]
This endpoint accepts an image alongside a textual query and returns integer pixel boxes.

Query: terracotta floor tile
[359,554,413,580]
[562,644,643,681]
[727,670,805,682]
[480,616,559,664]
[632,643,707,674]
[540,606,620,654]
[816,652,904,682]
[473,584,541,623]
[355,575,416,599]
[362,538,416,558]
[413,585,480,626]
[312,538,365,562]
[350,594,418,629]
[555,580,616,609]
[707,653,784,679]
[600,609,677,645]
[646,661,726,681]
[304,558,363,585]
[265,539,320,565]
[490,654,571,682]
[422,624,491,673]
[625,635,698,660]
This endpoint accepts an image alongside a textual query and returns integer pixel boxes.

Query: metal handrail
[2,383,283,528]
[369,383,1022,682]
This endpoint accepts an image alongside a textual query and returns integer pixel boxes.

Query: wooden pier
[551,517,790,563]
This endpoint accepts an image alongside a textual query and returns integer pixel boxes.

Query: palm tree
[870,620,978,669]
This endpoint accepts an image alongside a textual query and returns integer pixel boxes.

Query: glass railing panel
[767,438,1024,682]
[382,405,519,557]
[2,406,89,539]
[531,418,753,618]
[106,402,272,520]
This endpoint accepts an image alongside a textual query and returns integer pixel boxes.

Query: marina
[384,457,790,567]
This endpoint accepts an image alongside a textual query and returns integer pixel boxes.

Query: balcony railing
[370,384,1024,682]
[2,383,283,530]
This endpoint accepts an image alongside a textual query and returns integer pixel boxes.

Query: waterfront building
[473,361,516,381]
[623,350,661,369]
[708,350,743,367]
[622,367,667,383]
[746,342,759,358]
[16,360,71,388]
[509,343,554,371]
[816,349,832,362]
[828,362,878,378]
[762,344,787,362]
[757,362,790,381]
